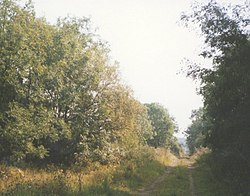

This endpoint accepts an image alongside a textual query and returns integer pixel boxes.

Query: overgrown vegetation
[0,0,186,195]
[185,108,207,154]
[0,147,172,195]
[145,103,183,156]
[0,1,184,194]
[191,152,234,196]
[183,0,250,194]
[2,0,248,195]
[0,0,179,168]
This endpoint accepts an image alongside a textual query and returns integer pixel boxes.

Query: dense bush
[0,0,153,165]
[182,0,250,194]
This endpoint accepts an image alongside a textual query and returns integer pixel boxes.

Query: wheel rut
[135,167,173,196]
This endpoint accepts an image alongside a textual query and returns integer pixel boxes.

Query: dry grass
[0,147,176,195]
[154,147,179,166]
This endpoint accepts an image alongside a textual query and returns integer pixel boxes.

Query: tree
[0,0,152,165]
[0,0,62,162]
[145,103,175,148]
[185,108,208,154]
[182,0,250,193]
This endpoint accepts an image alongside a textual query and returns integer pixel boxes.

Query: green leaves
[183,1,250,193]
[145,103,175,148]
[0,0,158,166]
[185,108,208,154]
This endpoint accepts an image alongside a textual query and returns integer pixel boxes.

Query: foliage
[1,148,235,195]
[169,137,184,156]
[185,108,209,154]
[192,153,234,196]
[145,103,176,149]
[0,0,153,166]
[0,147,169,195]
[182,0,250,194]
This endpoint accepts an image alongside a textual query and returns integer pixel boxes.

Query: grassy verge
[191,153,234,196]
[0,147,173,195]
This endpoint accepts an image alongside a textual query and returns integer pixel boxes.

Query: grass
[157,166,190,196]
[0,147,171,195]
[191,153,234,196]
[1,148,235,195]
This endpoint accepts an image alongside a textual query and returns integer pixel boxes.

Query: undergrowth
[0,147,172,195]
[192,152,234,196]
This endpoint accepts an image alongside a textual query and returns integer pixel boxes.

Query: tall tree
[0,0,153,165]
[182,0,250,193]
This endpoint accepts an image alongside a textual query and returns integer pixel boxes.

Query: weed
[0,147,177,195]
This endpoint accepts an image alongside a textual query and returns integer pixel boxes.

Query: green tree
[145,103,175,148]
[185,108,208,154]
[0,0,154,166]
[182,0,250,193]
[0,0,62,162]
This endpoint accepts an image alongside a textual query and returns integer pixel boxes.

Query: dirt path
[188,165,196,196]
[134,157,196,196]
[135,167,173,196]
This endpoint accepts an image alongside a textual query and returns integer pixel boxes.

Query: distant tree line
[183,0,250,194]
[0,0,181,166]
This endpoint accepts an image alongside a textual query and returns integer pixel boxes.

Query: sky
[31,0,244,137]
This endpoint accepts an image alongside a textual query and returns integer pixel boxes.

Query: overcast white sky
[31,0,244,136]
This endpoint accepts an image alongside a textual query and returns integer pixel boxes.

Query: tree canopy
[182,0,250,194]
[145,103,175,147]
[0,0,155,165]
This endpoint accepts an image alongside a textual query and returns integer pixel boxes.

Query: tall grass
[0,147,172,195]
